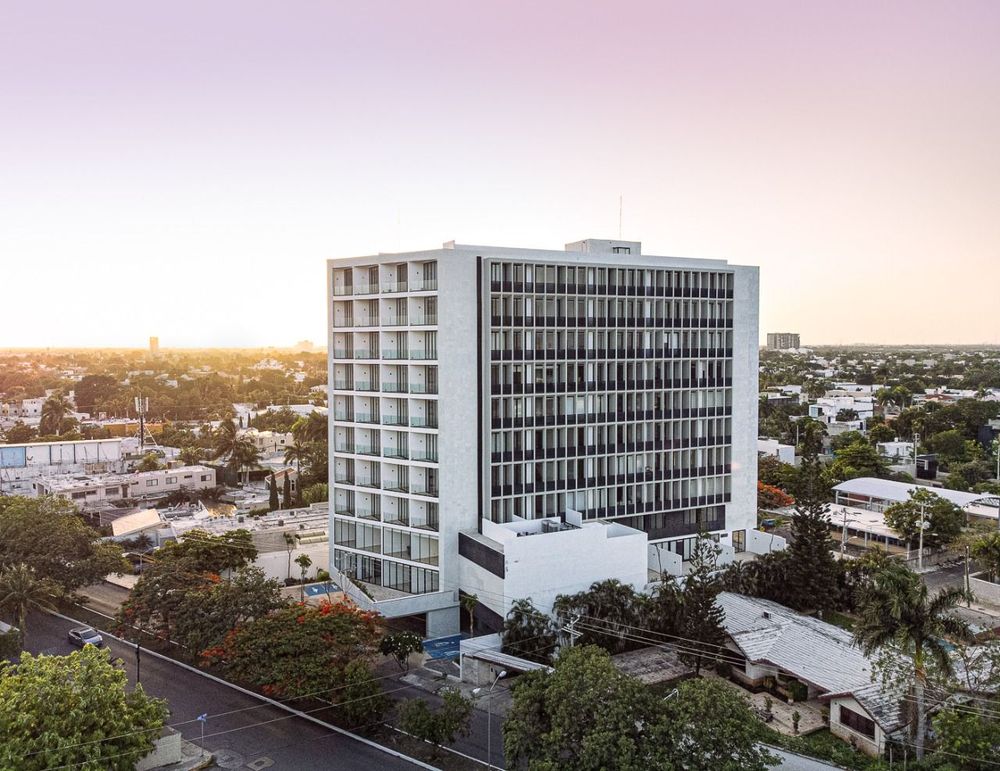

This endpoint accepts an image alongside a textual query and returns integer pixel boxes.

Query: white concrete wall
[747,528,788,554]
[829,696,884,756]
[970,573,1000,605]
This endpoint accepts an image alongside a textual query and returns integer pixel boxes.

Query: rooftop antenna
[618,195,623,239]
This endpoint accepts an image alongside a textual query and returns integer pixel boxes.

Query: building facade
[328,239,759,633]
[766,332,800,350]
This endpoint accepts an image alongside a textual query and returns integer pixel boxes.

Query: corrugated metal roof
[718,592,873,695]
[832,477,983,508]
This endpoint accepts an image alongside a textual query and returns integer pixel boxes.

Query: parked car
[67,627,103,648]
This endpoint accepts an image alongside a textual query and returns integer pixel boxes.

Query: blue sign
[304,583,340,597]
[423,634,462,660]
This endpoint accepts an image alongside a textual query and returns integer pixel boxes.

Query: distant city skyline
[2,1,998,348]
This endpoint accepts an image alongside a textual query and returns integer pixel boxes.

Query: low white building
[240,428,294,455]
[809,393,875,423]
[757,438,796,465]
[459,510,649,624]
[35,465,216,507]
[876,441,914,462]
[0,438,125,496]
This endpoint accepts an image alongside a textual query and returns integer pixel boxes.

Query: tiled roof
[718,592,873,695]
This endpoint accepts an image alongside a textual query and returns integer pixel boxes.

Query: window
[165,476,177,485]
[146,479,158,487]
[732,529,746,552]
[200,474,210,481]
[838,705,876,739]
[72,491,87,500]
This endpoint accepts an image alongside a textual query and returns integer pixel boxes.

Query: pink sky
[1,1,998,347]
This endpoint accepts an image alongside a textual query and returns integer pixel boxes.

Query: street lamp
[473,669,507,770]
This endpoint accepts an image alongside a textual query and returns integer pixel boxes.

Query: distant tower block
[149,336,160,355]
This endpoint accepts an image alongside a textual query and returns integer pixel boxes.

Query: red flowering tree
[202,600,383,699]
[757,481,794,511]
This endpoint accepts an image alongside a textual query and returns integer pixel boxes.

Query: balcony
[384,480,410,494]
[381,349,408,360]
[383,447,409,460]
[353,381,379,392]
[383,513,410,527]
[332,285,353,297]
[355,412,380,424]
[355,508,380,521]
[382,281,408,293]
[411,314,437,326]
[409,416,437,429]
[381,382,408,394]
[353,284,378,296]
[333,443,355,454]
[356,444,381,457]
[353,350,378,360]
[333,411,353,421]
[411,484,439,499]
[410,449,438,463]
[332,349,354,360]
[409,383,437,395]
[409,350,437,361]
[352,317,379,327]
[382,414,409,426]
[334,474,355,485]
[382,314,408,326]
[356,477,382,490]
[411,279,438,292]
[334,506,354,517]
[333,380,354,390]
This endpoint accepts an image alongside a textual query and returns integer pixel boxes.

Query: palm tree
[284,441,308,477]
[213,420,260,484]
[178,445,205,466]
[0,563,59,639]
[292,412,326,445]
[460,593,479,634]
[854,564,972,759]
[39,393,73,436]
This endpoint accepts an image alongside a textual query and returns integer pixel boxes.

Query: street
[24,611,423,771]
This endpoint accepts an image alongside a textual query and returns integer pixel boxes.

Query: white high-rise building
[328,239,760,636]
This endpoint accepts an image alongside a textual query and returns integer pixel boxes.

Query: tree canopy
[0,646,168,771]
[0,496,127,591]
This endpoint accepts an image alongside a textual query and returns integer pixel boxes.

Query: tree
[136,452,162,472]
[836,408,859,422]
[660,677,776,770]
[202,599,382,698]
[933,700,1000,770]
[39,392,73,436]
[883,488,964,550]
[553,579,647,654]
[503,645,773,771]
[829,430,866,453]
[337,660,390,727]
[868,422,896,445]
[972,531,1000,582]
[177,445,204,466]
[169,566,286,656]
[0,496,128,591]
[0,563,59,639]
[854,563,972,759]
[302,482,328,504]
[1,421,37,444]
[295,553,312,600]
[399,689,474,761]
[213,420,261,484]
[828,439,889,481]
[269,473,279,511]
[380,631,425,671]
[502,598,558,664]
[156,527,258,575]
[785,440,840,612]
[757,454,796,490]
[0,646,168,771]
[282,473,292,508]
[460,592,479,634]
[680,535,726,675]
[757,481,793,510]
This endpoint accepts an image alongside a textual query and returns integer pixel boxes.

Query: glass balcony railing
[409,350,437,360]
[381,382,408,393]
[411,279,438,291]
[353,283,377,295]
[382,315,408,326]
[411,485,439,498]
[383,447,409,460]
[355,413,380,424]
[353,317,379,327]
[381,281,408,293]
[356,477,382,490]
[356,444,381,457]
[409,383,438,394]
[383,481,410,493]
[356,508,380,521]
[334,443,355,453]
[409,416,437,428]
[382,414,409,425]
[411,314,438,326]
[410,449,438,463]
[381,350,408,360]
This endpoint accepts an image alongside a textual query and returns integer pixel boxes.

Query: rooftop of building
[39,464,215,491]
[832,477,996,508]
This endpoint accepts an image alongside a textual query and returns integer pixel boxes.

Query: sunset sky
[2,1,998,348]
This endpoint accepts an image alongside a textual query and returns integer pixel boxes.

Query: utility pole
[562,614,582,647]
